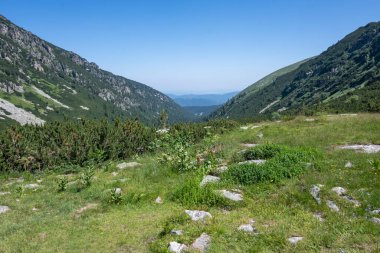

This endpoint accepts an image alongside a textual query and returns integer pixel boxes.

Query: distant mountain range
[210,22,380,119]
[0,15,194,127]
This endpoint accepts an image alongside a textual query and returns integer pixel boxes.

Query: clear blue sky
[1,0,379,94]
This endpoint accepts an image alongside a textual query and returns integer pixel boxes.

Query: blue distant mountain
[169,92,238,107]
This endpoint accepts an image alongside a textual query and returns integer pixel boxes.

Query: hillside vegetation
[210,22,380,120]
[0,114,379,252]
[0,15,193,127]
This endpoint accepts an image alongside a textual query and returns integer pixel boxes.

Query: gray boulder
[192,233,211,252]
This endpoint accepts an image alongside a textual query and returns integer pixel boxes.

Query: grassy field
[1,114,380,252]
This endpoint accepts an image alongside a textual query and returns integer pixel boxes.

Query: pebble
[216,190,243,201]
[327,200,340,212]
[155,196,163,204]
[200,175,220,186]
[0,205,10,214]
[288,236,303,244]
[238,159,266,165]
[116,162,141,169]
[185,210,212,222]
[344,162,353,168]
[310,185,323,204]
[168,242,187,253]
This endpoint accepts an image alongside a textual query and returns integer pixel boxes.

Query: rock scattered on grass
[240,126,249,130]
[332,187,360,207]
[238,159,266,165]
[370,217,380,224]
[32,207,38,211]
[241,143,258,148]
[156,128,169,134]
[216,190,243,202]
[171,230,183,235]
[327,200,340,212]
[215,165,228,174]
[116,162,141,170]
[238,224,256,233]
[305,118,315,122]
[192,233,211,252]
[200,175,220,187]
[74,203,98,217]
[337,144,380,154]
[257,132,264,139]
[313,212,324,222]
[185,210,212,222]
[168,241,188,253]
[155,196,163,204]
[310,185,324,204]
[24,183,39,189]
[115,188,122,194]
[370,209,380,215]
[288,236,303,244]
[111,172,118,177]
[345,162,353,168]
[0,205,10,214]
[0,191,11,196]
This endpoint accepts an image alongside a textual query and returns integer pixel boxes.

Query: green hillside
[0,15,193,127]
[210,22,380,119]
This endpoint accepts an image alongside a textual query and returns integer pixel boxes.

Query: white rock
[24,184,39,189]
[313,212,324,222]
[111,172,118,176]
[257,132,264,138]
[241,143,258,148]
[200,175,220,186]
[288,236,303,244]
[310,185,322,204]
[185,210,212,222]
[215,165,228,174]
[0,192,11,196]
[0,205,10,214]
[32,207,39,211]
[155,196,163,204]
[171,230,183,235]
[337,144,380,154]
[240,126,249,130]
[80,105,89,110]
[238,159,266,165]
[117,162,141,169]
[192,233,211,252]
[327,200,340,212]
[370,217,380,224]
[216,190,243,201]
[114,188,122,194]
[332,187,346,196]
[305,118,315,122]
[238,224,256,233]
[156,128,169,134]
[344,162,353,168]
[370,209,380,215]
[168,241,188,253]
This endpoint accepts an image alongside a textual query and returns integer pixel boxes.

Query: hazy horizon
[1,0,379,94]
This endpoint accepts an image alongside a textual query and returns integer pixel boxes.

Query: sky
[1,0,380,94]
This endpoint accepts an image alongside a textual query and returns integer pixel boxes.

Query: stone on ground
[305,118,315,122]
[168,241,188,253]
[327,200,340,212]
[310,185,323,204]
[288,236,304,244]
[257,132,264,138]
[24,183,39,189]
[171,230,183,235]
[200,175,220,186]
[0,191,11,196]
[240,126,249,130]
[238,159,266,165]
[155,196,163,204]
[215,165,228,174]
[370,209,380,215]
[332,187,346,196]
[337,144,380,154]
[345,162,353,168]
[370,217,380,224]
[216,190,243,201]
[241,143,258,148]
[114,188,122,194]
[185,210,212,222]
[111,172,118,176]
[332,187,360,206]
[192,233,211,252]
[313,212,324,222]
[117,162,141,169]
[0,205,10,214]
[238,224,256,233]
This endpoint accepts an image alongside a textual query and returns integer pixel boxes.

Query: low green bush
[225,145,318,184]
[243,144,283,160]
[170,177,226,207]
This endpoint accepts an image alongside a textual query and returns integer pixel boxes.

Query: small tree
[159,109,169,129]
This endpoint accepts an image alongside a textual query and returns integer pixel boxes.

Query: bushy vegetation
[225,145,318,184]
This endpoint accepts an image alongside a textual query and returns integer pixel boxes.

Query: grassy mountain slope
[0,15,193,126]
[0,114,379,252]
[210,22,380,119]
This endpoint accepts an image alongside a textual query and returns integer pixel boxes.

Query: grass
[1,114,380,252]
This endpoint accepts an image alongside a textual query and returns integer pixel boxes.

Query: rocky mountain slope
[210,22,380,119]
[0,15,193,127]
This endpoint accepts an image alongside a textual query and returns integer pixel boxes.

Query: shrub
[56,176,68,192]
[79,166,95,188]
[109,188,122,205]
[225,145,317,185]
[171,177,226,207]
[243,144,282,160]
